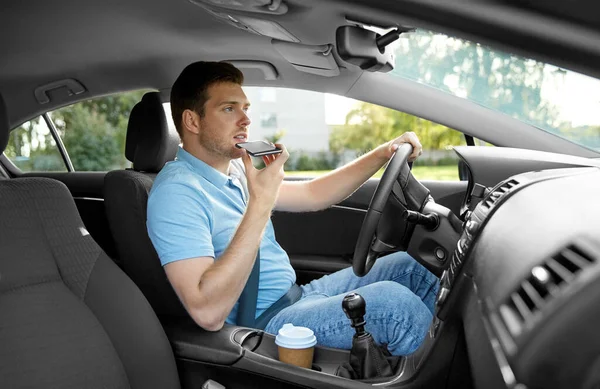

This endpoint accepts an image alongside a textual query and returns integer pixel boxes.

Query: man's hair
[170,61,244,138]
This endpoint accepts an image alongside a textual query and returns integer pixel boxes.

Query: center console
[161,313,449,389]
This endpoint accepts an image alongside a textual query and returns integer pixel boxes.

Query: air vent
[498,243,597,338]
[481,179,519,209]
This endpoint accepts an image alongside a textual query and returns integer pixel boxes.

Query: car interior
[2,0,600,388]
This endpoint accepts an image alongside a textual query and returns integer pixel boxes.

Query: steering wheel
[352,143,430,276]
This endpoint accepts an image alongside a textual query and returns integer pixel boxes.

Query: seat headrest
[126,92,180,173]
[0,94,8,154]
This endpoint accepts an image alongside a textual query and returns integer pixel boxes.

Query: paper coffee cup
[275,323,317,369]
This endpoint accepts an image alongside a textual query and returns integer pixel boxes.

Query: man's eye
[224,107,233,112]
[243,107,250,113]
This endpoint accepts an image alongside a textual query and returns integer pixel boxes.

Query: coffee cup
[275,323,317,369]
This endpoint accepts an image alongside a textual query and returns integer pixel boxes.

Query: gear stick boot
[335,293,395,380]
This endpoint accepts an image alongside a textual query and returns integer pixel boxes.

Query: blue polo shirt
[147,147,296,325]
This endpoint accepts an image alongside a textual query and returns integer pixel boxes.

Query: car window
[387,28,600,152]
[4,117,67,172]
[243,87,466,181]
[5,90,150,173]
[50,90,148,171]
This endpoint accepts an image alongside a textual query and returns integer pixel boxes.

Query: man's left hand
[377,132,423,162]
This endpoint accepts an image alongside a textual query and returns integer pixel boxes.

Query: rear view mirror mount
[336,25,411,73]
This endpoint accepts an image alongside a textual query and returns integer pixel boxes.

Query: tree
[329,103,463,154]
[5,118,65,171]
[51,90,148,170]
[54,103,122,171]
[75,90,146,158]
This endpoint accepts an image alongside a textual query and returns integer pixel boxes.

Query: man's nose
[239,112,251,127]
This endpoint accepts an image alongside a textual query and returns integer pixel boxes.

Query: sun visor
[192,0,300,43]
[271,40,340,77]
[202,7,300,43]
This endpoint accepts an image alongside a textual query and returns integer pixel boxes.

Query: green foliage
[330,103,463,154]
[6,90,148,172]
[293,151,340,171]
[5,118,66,172]
[56,104,121,171]
[52,90,148,170]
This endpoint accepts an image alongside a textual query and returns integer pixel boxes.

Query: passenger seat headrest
[0,94,9,154]
[126,92,180,173]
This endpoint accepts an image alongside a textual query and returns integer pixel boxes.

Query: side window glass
[51,90,148,171]
[243,87,466,181]
[473,138,495,147]
[5,117,67,172]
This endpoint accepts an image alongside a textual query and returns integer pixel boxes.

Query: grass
[285,165,459,181]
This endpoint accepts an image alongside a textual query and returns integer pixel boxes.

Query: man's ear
[182,109,201,135]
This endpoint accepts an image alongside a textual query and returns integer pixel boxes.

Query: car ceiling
[1,0,600,156]
[1,0,365,125]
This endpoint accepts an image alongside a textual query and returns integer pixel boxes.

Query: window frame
[2,115,70,174]
[43,112,74,172]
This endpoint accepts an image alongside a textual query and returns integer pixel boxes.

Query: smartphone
[235,140,282,157]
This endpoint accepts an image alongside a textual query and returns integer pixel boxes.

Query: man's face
[196,81,251,160]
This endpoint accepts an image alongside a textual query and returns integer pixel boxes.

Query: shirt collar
[176,147,238,187]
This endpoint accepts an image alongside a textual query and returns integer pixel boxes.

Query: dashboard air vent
[498,243,597,338]
[481,179,519,209]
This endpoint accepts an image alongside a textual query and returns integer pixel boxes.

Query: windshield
[388,29,600,152]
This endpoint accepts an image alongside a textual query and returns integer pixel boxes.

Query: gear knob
[342,293,366,335]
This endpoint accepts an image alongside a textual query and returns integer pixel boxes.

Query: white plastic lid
[275,323,317,349]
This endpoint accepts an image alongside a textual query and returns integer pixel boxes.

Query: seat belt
[232,159,302,329]
[237,249,260,327]
[232,159,260,328]
[237,252,303,330]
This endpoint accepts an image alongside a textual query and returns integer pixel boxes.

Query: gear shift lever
[336,292,395,380]
[342,293,366,336]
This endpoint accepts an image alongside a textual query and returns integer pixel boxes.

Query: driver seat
[104,92,187,318]
[0,95,180,388]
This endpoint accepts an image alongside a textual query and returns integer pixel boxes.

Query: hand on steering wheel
[352,143,431,276]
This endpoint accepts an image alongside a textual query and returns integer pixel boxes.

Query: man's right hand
[241,143,289,211]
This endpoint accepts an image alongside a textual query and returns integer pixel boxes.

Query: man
[147,61,439,356]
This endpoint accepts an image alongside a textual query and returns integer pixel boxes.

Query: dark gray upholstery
[126,92,180,173]
[105,92,186,317]
[0,178,180,388]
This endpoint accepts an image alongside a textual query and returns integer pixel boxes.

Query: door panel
[20,171,118,260]
[274,177,468,284]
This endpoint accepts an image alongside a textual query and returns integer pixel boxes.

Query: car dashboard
[440,165,600,389]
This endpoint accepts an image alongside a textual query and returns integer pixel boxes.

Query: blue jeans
[264,252,439,356]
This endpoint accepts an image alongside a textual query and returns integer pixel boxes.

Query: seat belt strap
[237,249,260,327]
[231,159,301,329]
[254,284,302,330]
[232,158,259,327]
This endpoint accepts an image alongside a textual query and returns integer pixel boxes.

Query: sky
[324,94,358,125]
